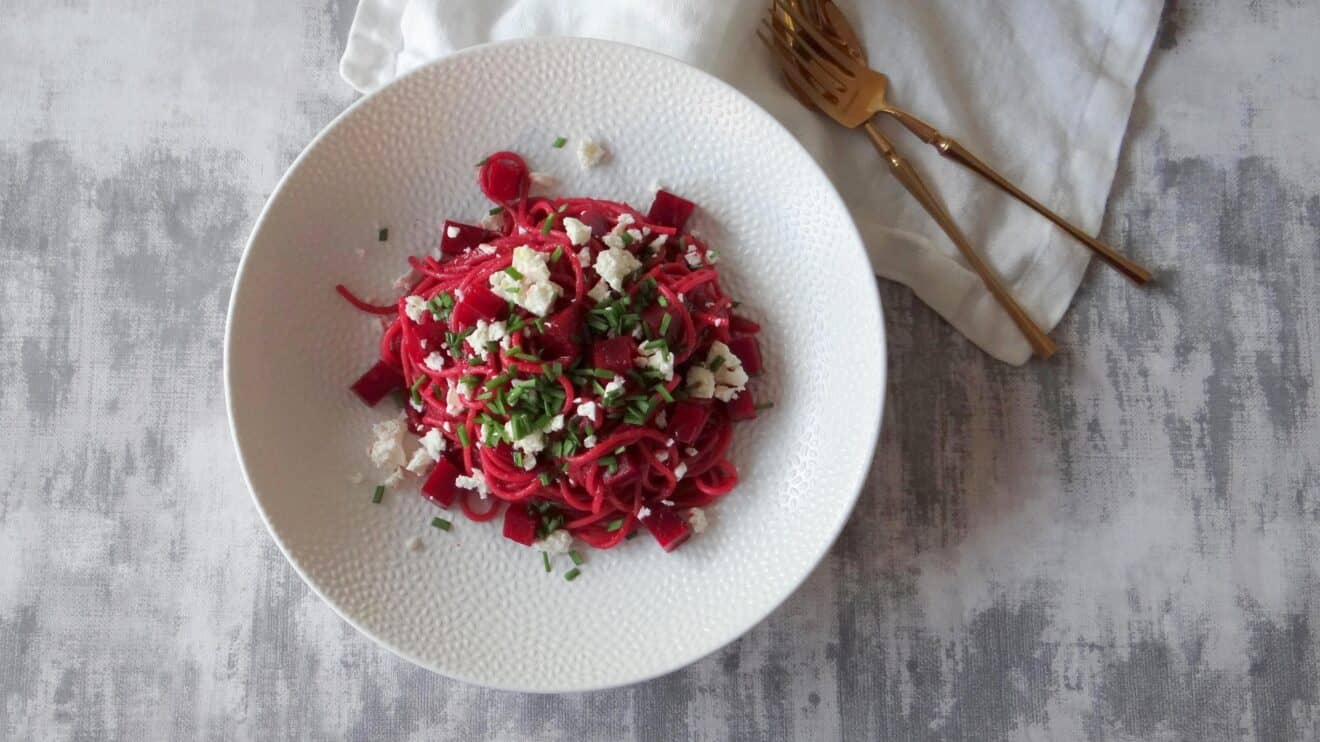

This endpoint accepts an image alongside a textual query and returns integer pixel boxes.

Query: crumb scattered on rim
[577,139,607,169]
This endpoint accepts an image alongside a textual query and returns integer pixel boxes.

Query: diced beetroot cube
[439,220,494,256]
[592,335,635,374]
[502,505,539,546]
[727,336,762,375]
[668,401,710,444]
[644,508,692,552]
[647,190,697,231]
[726,388,757,421]
[578,207,611,236]
[450,285,507,329]
[420,456,463,508]
[730,315,761,335]
[350,361,404,406]
[537,304,583,358]
[481,155,529,203]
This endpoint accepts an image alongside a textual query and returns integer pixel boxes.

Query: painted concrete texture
[2,1,1319,740]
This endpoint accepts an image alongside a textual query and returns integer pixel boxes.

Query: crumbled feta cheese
[512,245,551,282]
[578,139,607,169]
[576,400,598,420]
[706,248,720,264]
[685,507,708,534]
[481,211,505,231]
[656,451,669,462]
[419,428,446,459]
[477,243,497,255]
[529,171,556,190]
[420,339,428,349]
[504,421,546,455]
[707,341,748,401]
[588,280,611,303]
[626,228,643,242]
[638,506,652,520]
[383,468,405,488]
[617,214,635,227]
[455,470,489,499]
[466,319,507,360]
[684,447,699,457]
[395,269,419,291]
[636,342,675,381]
[522,452,537,471]
[583,435,598,449]
[563,217,592,246]
[594,246,642,292]
[520,281,561,316]
[577,246,593,266]
[445,382,465,415]
[684,245,703,268]
[368,419,407,469]
[655,410,668,429]
[685,366,716,399]
[403,295,429,323]
[406,536,425,552]
[649,233,668,249]
[534,529,573,554]
[604,375,626,396]
[661,499,675,507]
[674,463,688,480]
[447,225,460,239]
[601,233,624,251]
[406,447,434,475]
[548,414,566,433]
[424,352,446,371]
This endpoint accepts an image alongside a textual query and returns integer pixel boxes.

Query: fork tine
[761,28,838,110]
[761,17,848,91]
[770,0,859,77]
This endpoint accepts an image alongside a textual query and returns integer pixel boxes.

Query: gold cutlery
[761,1,1057,357]
[766,0,1151,286]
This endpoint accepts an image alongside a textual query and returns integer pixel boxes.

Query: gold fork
[766,0,1151,286]
[761,2,1057,357]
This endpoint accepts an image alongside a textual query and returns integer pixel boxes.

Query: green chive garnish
[658,313,672,335]
[550,245,564,263]
[410,375,427,406]
[589,368,616,379]
[552,136,568,149]
[541,213,557,236]
[656,385,674,403]
[456,425,470,448]
[371,486,385,504]
[564,568,581,582]
[709,355,726,372]
[512,451,524,468]
[755,401,776,411]
[543,552,552,572]
[605,518,624,532]
[378,228,389,241]
[431,516,452,531]
[504,266,524,281]
[538,472,552,486]
[569,550,584,566]
[657,296,669,307]
[532,317,546,334]
[489,206,504,215]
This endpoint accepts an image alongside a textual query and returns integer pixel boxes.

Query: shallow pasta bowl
[224,37,885,692]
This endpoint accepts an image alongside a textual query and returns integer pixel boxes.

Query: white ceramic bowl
[226,37,885,692]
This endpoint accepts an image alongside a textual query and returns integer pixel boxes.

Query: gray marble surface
[3,1,1319,740]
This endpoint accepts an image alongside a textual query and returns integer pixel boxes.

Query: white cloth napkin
[340,0,1159,364]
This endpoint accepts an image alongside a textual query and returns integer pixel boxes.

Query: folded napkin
[341,0,1159,364]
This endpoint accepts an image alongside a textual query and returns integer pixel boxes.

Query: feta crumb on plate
[577,139,607,169]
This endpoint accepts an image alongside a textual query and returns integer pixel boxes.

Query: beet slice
[591,335,635,374]
[644,508,692,552]
[668,400,710,444]
[727,336,762,375]
[725,388,757,421]
[350,361,403,406]
[440,220,494,256]
[450,285,507,329]
[647,190,697,231]
[537,303,583,359]
[420,456,463,508]
[502,505,539,546]
[730,314,761,335]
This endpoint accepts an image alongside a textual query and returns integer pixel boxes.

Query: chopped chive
[605,518,624,532]
[541,213,557,236]
[564,567,582,582]
[655,385,674,403]
[543,552,552,572]
[657,295,669,308]
[371,485,385,504]
[431,516,452,531]
[504,266,524,281]
[410,375,427,406]
[512,450,524,468]
[550,245,564,263]
[755,401,776,411]
[477,157,489,166]
[456,425,470,448]
[658,313,672,335]
[489,206,504,215]
[643,339,667,351]
[538,471,552,486]
[532,317,546,334]
[378,228,389,242]
[708,355,726,372]
[569,550,584,566]
[621,231,634,246]
[552,136,568,149]
[589,368,616,379]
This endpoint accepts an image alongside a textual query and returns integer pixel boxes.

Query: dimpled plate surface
[225,37,885,692]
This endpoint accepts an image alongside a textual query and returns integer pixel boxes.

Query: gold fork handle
[880,108,1152,285]
[864,122,1057,359]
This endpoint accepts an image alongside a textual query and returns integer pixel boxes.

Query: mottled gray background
[3,1,1318,740]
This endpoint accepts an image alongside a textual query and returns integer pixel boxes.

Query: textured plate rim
[224,36,887,693]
